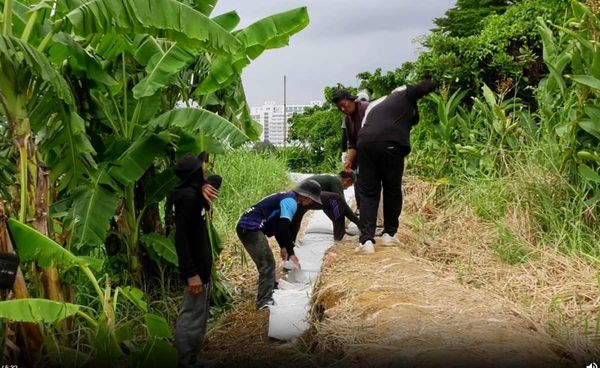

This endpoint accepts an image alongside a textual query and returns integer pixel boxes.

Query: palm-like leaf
[196,7,309,96]
[42,111,97,193]
[0,299,80,323]
[212,11,240,32]
[108,132,171,187]
[7,218,96,269]
[148,107,248,147]
[140,234,177,266]
[69,132,171,251]
[191,0,217,16]
[57,0,242,55]
[67,171,120,253]
[49,32,119,88]
[0,35,74,106]
[132,42,197,99]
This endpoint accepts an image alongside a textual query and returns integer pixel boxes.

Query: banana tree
[38,0,243,283]
[0,0,97,356]
[46,1,310,284]
[6,218,178,366]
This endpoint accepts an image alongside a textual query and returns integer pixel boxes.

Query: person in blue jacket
[236,180,322,310]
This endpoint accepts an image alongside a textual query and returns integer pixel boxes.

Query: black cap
[293,179,322,204]
[331,89,358,104]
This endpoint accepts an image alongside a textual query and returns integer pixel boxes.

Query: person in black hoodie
[172,153,220,368]
[356,80,437,252]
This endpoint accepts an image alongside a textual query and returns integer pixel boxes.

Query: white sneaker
[355,240,375,254]
[381,233,400,246]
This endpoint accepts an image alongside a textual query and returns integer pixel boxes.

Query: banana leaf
[56,0,242,55]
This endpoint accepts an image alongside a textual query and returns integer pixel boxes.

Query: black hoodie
[358,80,437,154]
[172,166,212,283]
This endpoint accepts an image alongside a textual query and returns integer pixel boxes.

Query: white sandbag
[272,289,310,307]
[286,269,318,285]
[268,304,309,341]
[304,211,334,234]
[277,279,311,291]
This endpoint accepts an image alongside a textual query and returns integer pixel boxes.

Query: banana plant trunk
[33,166,63,303]
[120,186,142,285]
[0,201,43,362]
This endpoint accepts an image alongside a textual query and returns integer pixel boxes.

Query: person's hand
[280,247,289,261]
[187,275,204,295]
[343,159,353,172]
[290,255,301,270]
[202,184,219,204]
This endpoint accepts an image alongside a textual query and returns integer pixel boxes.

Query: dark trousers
[236,227,276,309]
[174,282,211,368]
[357,142,406,244]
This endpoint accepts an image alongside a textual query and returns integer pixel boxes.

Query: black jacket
[358,80,437,154]
[173,179,212,283]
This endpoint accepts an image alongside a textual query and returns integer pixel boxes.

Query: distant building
[251,101,322,146]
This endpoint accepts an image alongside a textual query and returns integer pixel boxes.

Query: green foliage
[57,0,242,54]
[8,218,102,271]
[0,0,310,365]
[493,225,532,265]
[434,0,512,37]
[140,233,178,266]
[0,299,80,323]
[292,0,598,265]
[286,104,343,173]
[148,107,249,148]
[357,63,415,99]
[416,0,568,99]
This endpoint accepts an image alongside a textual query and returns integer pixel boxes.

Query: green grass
[211,149,291,237]
[432,147,599,261]
[493,224,532,264]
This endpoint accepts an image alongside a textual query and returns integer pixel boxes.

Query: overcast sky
[213,0,455,106]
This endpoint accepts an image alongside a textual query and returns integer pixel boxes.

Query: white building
[251,101,322,146]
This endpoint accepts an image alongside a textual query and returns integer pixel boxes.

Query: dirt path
[202,178,597,367]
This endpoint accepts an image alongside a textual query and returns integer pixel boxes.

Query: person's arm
[274,197,298,256]
[332,214,346,241]
[290,208,307,243]
[322,196,348,241]
[406,79,437,102]
[275,218,295,256]
[343,201,360,225]
[344,148,357,172]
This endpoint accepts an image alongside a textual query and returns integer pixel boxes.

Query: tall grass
[211,149,291,236]
[411,141,600,262]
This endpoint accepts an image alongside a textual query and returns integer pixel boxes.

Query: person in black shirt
[356,80,437,252]
[172,153,220,368]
